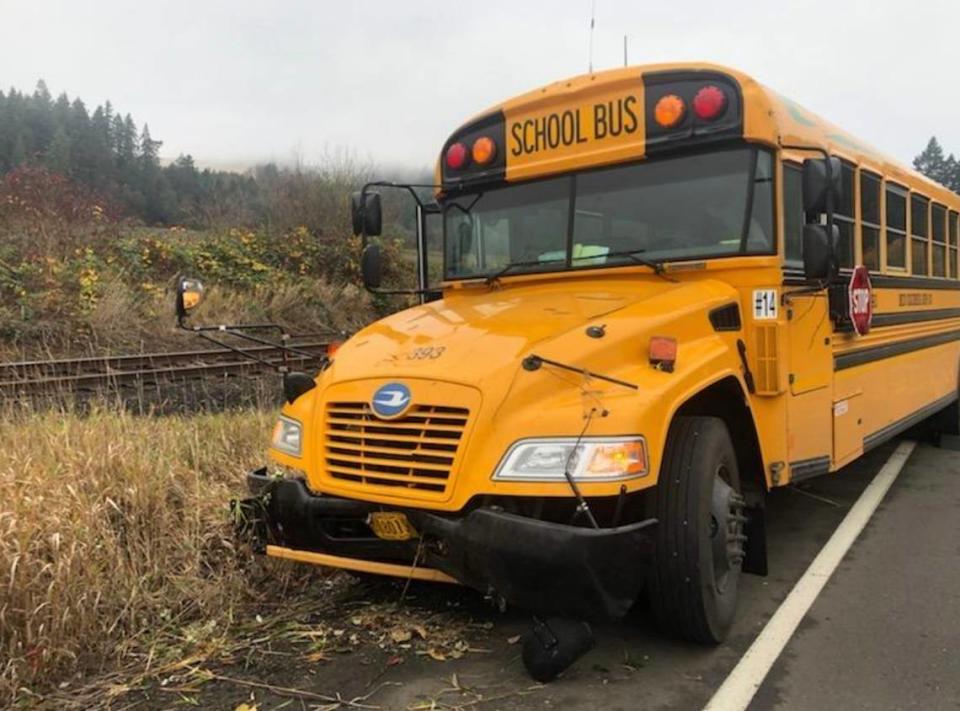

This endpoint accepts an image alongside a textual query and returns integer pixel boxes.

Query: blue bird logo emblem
[371,382,412,419]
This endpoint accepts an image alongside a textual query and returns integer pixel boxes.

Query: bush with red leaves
[0,166,122,228]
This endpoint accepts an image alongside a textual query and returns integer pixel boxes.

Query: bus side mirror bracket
[351,191,383,237]
[802,223,838,280]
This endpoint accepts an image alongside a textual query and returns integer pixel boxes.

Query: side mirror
[360,243,383,290]
[351,191,382,237]
[802,224,838,280]
[175,276,205,321]
[802,157,842,214]
[283,371,317,404]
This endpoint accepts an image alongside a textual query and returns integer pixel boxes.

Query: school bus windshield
[442,146,774,279]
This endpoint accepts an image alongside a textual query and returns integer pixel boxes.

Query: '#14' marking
[753,289,778,320]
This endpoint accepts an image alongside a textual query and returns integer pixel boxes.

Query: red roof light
[692,85,727,121]
[445,142,469,170]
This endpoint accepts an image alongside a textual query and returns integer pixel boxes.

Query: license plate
[368,512,418,541]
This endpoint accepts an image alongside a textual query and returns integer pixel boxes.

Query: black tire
[648,416,746,644]
[932,363,960,439]
[932,399,960,439]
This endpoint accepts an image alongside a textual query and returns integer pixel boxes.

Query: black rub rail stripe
[863,392,957,452]
[834,328,960,371]
[788,456,831,482]
[871,308,960,327]
[783,269,960,291]
[869,274,960,291]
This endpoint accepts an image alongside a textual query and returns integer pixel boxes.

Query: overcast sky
[3,0,956,172]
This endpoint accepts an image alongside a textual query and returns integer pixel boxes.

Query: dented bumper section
[236,468,657,620]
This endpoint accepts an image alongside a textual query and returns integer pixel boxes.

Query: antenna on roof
[623,34,628,67]
[588,0,596,73]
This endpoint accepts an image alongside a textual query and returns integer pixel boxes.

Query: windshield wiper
[595,249,677,282]
[482,249,676,287]
[484,257,567,286]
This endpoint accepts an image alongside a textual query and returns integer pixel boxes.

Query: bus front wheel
[648,416,747,644]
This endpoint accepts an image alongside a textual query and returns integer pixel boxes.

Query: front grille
[324,401,469,494]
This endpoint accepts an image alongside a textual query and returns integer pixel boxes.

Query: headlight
[271,416,302,457]
[493,437,647,482]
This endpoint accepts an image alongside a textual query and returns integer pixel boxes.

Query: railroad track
[0,341,332,397]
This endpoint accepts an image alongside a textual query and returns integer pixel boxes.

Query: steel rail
[0,341,332,396]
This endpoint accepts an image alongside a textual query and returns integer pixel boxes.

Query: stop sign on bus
[849,265,873,336]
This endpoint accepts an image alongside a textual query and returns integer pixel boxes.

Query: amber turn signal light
[472,136,497,165]
[649,336,678,372]
[654,94,686,128]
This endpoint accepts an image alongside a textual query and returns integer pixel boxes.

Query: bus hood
[325,276,739,391]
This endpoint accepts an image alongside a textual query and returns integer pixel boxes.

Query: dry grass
[0,404,308,705]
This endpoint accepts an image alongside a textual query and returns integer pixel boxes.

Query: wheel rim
[709,466,747,594]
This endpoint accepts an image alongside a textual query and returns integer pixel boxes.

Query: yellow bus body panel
[271,61,960,516]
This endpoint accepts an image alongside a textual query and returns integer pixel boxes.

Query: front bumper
[237,468,657,620]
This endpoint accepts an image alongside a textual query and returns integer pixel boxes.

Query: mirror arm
[359,181,442,247]
[361,181,442,210]
[190,330,291,371]
[177,319,333,368]
[358,181,444,295]
[179,320,285,338]
[365,286,443,297]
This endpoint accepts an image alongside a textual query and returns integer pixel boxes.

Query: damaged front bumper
[235,468,657,620]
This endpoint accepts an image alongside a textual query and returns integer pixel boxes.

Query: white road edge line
[703,439,917,711]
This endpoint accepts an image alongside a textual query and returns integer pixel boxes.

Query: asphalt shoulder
[750,442,960,711]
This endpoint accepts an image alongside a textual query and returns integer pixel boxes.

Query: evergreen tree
[89,105,114,187]
[0,77,353,226]
[945,154,960,193]
[115,114,137,166]
[11,130,30,166]
[45,126,71,172]
[52,92,71,128]
[914,137,950,187]
[139,124,161,168]
[29,80,56,149]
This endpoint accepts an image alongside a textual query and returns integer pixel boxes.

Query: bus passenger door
[784,293,834,480]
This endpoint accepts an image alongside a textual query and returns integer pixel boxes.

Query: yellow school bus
[186,62,960,673]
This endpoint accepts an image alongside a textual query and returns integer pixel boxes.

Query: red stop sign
[849,265,873,336]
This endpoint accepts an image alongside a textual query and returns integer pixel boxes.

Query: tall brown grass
[0,405,296,704]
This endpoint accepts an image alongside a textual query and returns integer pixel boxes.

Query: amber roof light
[654,94,686,128]
[472,136,497,165]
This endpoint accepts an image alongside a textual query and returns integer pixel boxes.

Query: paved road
[137,440,958,710]
[750,442,960,711]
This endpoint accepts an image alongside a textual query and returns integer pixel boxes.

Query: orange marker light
[472,136,497,165]
[654,94,686,128]
[649,336,678,372]
[326,341,343,357]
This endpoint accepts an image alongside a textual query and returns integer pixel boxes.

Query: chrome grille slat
[324,400,468,495]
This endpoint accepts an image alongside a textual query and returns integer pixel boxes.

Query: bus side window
[860,171,881,271]
[885,184,907,269]
[910,193,929,276]
[950,210,959,279]
[747,150,774,251]
[834,161,856,269]
[783,163,803,266]
[932,203,947,277]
